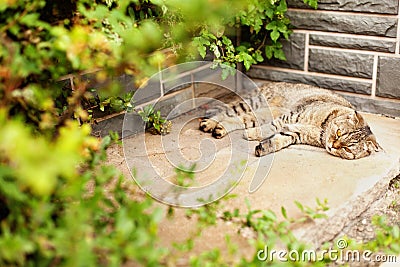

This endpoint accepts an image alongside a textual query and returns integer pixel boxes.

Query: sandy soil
[106,105,400,266]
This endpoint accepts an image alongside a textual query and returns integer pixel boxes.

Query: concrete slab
[111,108,400,261]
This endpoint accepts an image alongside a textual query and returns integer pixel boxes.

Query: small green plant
[362,215,400,254]
[219,198,328,266]
[175,164,197,187]
[169,193,399,266]
[97,91,135,113]
[292,198,330,222]
[137,105,172,135]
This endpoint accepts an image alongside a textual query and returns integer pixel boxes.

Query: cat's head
[325,111,382,159]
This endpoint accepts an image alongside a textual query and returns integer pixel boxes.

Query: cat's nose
[332,140,342,149]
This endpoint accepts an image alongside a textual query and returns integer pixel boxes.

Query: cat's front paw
[255,139,274,157]
[199,118,218,133]
[212,125,227,139]
[244,127,262,141]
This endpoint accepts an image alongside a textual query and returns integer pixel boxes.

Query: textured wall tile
[309,49,374,78]
[288,11,397,37]
[377,57,400,99]
[342,95,400,117]
[310,34,396,53]
[193,66,237,91]
[92,113,126,138]
[164,74,193,95]
[194,82,234,100]
[247,67,372,94]
[287,0,399,14]
[81,72,136,94]
[261,33,305,70]
[113,74,136,93]
[132,79,162,106]
[154,89,193,118]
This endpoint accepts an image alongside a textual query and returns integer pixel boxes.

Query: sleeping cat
[199,82,382,160]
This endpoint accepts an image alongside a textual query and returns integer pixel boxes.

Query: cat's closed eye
[343,147,352,153]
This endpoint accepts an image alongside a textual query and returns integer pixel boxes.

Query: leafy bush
[0,117,166,266]
[0,1,252,265]
[11,1,400,267]
[193,0,317,77]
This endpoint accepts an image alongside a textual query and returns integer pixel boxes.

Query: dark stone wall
[308,49,374,79]
[286,0,399,14]
[261,33,305,70]
[309,35,396,53]
[248,0,400,117]
[287,11,397,37]
[377,57,400,99]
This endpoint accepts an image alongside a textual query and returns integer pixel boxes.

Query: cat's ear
[366,134,383,152]
[354,111,365,127]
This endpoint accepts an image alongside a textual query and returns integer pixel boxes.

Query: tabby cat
[199,82,382,160]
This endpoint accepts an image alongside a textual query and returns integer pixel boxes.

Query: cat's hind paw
[212,125,227,139]
[199,118,218,133]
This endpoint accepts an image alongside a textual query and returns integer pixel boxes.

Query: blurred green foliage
[0,0,317,122]
[8,0,398,266]
[0,120,166,265]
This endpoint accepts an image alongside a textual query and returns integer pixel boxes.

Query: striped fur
[199,82,382,160]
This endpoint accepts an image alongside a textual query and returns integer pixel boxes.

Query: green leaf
[265,9,274,19]
[294,201,304,212]
[283,31,290,40]
[235,45,248,53]
[270,29,280,42]
[390,243,400,253]
[221,36,232,46]
[304,0,318,9]
[263,210,277,221]
[19,13,42,27]
[265,45,273,59]
[238,52,255,70]
[393,225,400,239]
[265,21,276,31]
[0,174,27,202]
[281,206,288,219]
[276,0,288,13]
[276,21,287,32]
[210,43,220,58]
[254,50,264,62]
[193,36,210,58]
[313,214,328,219]
[221,68,230,80]
[273,48,286,60]
[245,198,251,210]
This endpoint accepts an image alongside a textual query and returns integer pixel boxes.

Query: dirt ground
[106,147,400,267]
[106,113,400,265]
[104,83,400,265]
